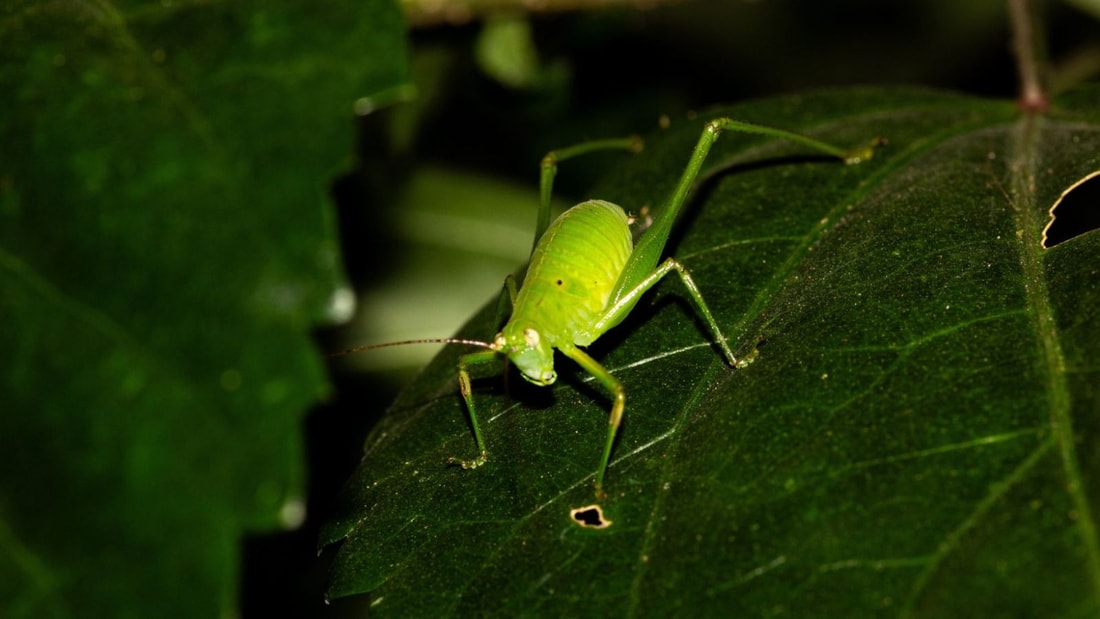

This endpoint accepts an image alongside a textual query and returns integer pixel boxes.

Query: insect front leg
[558,344,624,501]
[448,349,502,470]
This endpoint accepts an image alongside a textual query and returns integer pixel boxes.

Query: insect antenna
[327,337,496,359]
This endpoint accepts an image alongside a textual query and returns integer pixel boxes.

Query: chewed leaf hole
[570,504,612,529]
[1043,170,1100,248]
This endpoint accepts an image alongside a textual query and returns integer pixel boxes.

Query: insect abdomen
[512,200,632,347]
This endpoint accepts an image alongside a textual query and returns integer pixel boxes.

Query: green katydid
[345,118,879,499]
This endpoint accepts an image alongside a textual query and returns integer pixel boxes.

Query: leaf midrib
[1011,112,1100,597]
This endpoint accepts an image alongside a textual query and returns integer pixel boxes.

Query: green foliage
[0,1,407,616]
[322,87,1100,616]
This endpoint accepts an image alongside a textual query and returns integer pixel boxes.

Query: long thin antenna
[327,337,496,359]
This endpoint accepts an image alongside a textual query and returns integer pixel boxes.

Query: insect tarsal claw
[447,451,488,470]
[594,483,608,502]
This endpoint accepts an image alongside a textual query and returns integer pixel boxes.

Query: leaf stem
[1008,0,1049,111]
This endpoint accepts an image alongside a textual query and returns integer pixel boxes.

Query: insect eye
[522,328,540,347]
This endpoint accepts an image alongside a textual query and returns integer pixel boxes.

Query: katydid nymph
[344,119,879,499]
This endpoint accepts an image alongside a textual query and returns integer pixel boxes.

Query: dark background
[242,1,1099,615]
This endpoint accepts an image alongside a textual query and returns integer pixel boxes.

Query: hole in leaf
[570,504,612,529]
[1043,171,1100,248]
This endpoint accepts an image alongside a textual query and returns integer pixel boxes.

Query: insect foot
[735,346,761,369]
[594,483,609,503]
[843,136,888,164]
[447,451,488,470]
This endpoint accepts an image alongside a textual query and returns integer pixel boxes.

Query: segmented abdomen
[511,200,633,347]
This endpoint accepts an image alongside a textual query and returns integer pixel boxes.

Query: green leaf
[322,86,1100,616]
[0,1,407,617]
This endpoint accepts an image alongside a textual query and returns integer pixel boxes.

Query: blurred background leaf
[0,0,407,617]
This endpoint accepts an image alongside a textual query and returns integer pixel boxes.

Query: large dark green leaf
[322,87,1100,616]
[0,1,407,617]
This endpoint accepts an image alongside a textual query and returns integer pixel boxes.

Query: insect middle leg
[558,343,624,501]
[566,258,743,497]
[594,256,746,369]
